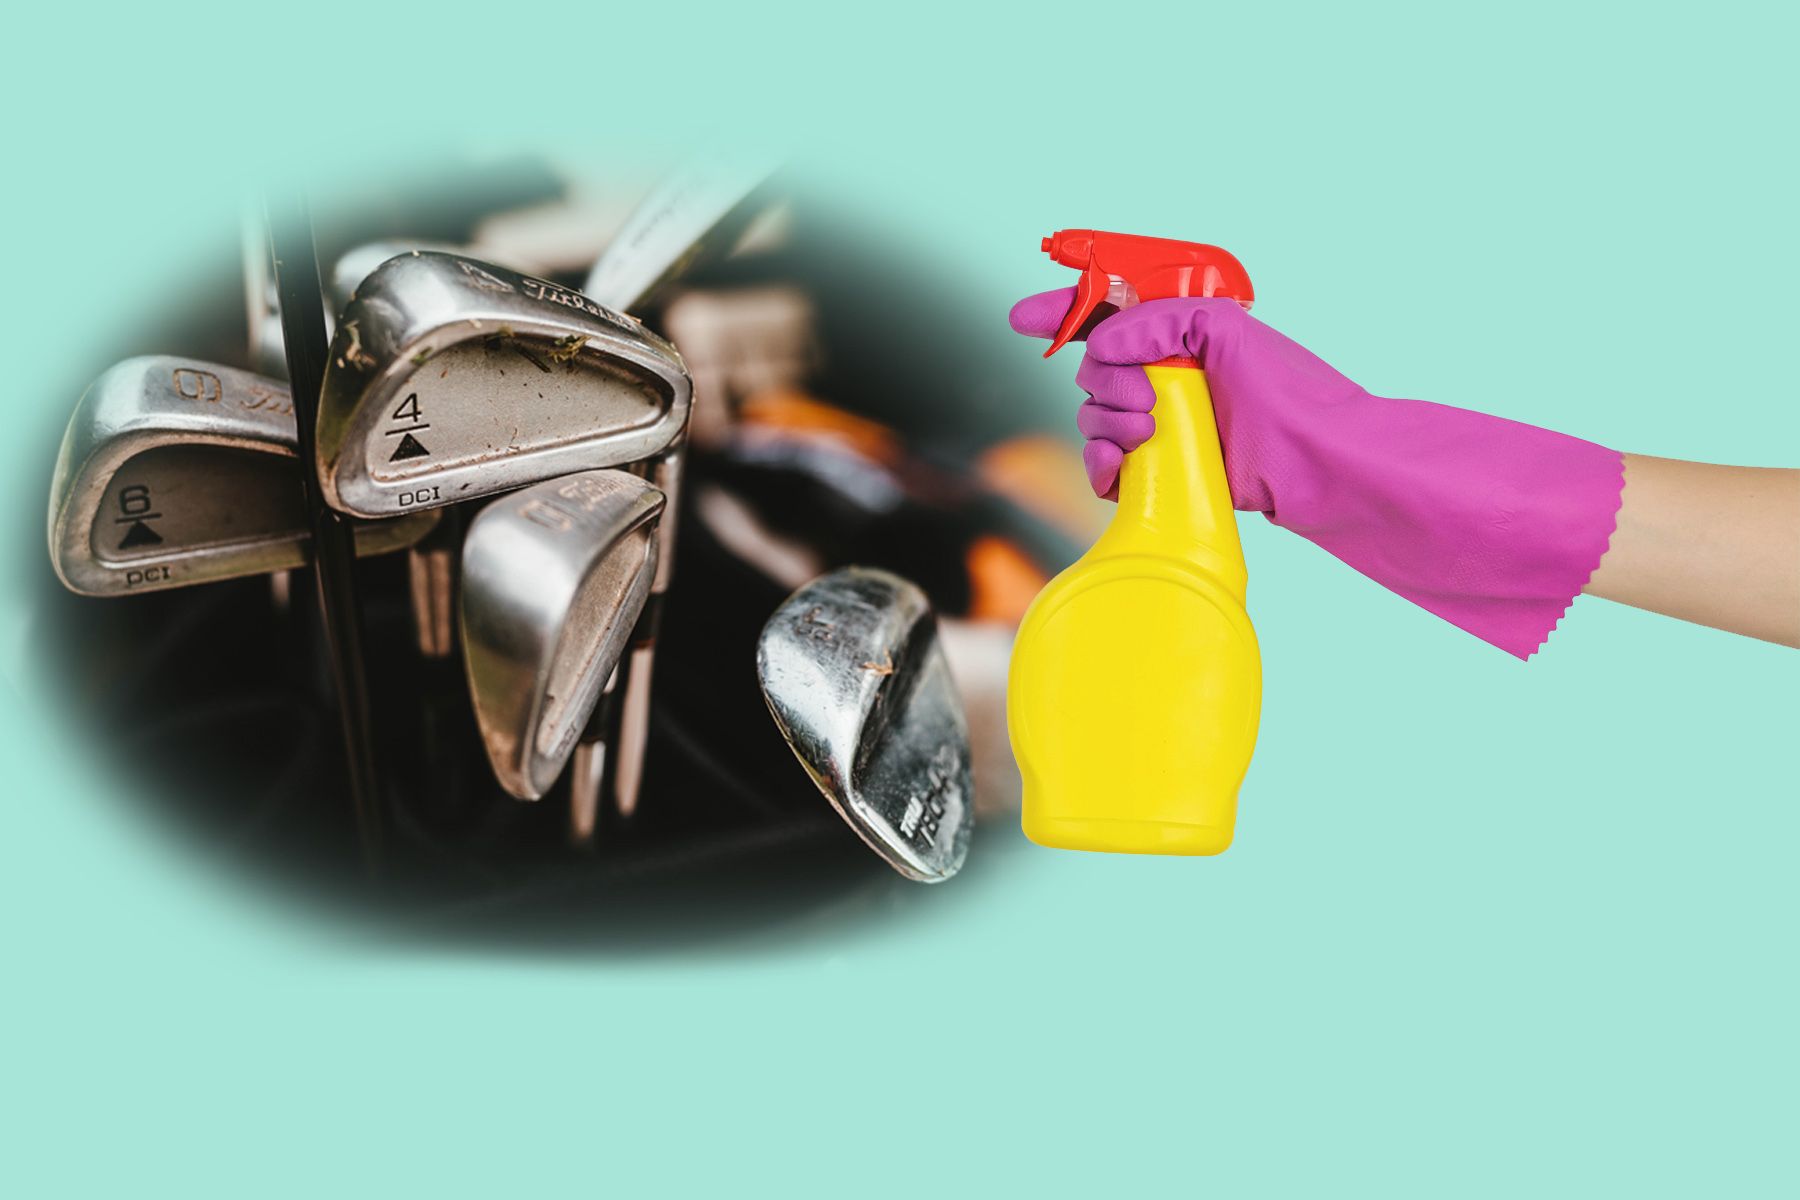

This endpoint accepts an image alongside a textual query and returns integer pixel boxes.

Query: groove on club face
[756,567,974,883]
[315,252,691,519]
[459,470,664,801]
[47,356,438,596]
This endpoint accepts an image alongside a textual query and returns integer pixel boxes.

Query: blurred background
[1,5,1795,1194]
[22,157,1104,935]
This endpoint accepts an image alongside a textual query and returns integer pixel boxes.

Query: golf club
[315,250,690,519]
[756,566,973,883]
[49,356,437,596]
[459,469,664,803]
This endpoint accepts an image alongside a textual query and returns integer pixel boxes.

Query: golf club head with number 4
[459,470,664,801]
[315,251,691,518]
[48,356,437,596]
[757,567,974,883]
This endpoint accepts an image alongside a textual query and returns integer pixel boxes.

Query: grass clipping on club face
[337,319,379,371]
[476,327,590,375]
[546,335,588,365]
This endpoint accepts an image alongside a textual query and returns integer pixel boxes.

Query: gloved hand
[1009,289,1626,658]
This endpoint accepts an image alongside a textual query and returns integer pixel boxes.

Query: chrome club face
[756,567,973,883]
[315,252,691,519]
[459,470,664,801]
[48,356,437,596]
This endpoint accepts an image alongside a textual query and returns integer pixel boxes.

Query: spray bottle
[1008,229,1260,855]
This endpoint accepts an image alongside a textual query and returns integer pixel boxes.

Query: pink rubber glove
[1008,290,1626,659]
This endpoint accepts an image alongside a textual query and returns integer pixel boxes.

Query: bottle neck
[1092,364,1246,599]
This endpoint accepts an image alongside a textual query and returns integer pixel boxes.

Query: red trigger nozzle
[1044,257,1110,357]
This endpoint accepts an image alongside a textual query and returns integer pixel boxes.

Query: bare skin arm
[1583,454,1800,646]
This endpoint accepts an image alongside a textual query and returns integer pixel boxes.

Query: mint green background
[2,5,1794,1194]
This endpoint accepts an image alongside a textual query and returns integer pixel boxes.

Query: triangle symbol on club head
[118,520,163,549]
[390,432,430,461]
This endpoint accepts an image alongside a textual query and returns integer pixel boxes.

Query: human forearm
[1584,454,1800,646]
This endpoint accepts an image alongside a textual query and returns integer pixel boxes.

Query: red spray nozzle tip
[1037,228,1256,357]
[1040,236,1053,252]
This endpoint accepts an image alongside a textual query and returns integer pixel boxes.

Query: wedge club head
[48,356,437,596]
[756,567,973,883]
[315,251,691,518]
[459,469,664,801]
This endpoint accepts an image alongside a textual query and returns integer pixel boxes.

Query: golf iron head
[48,356,437,596]
[315,251,691,518]
[459,469,664,801]
[756,566,973,883]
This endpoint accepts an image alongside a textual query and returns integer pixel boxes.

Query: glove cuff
[1265,394,1626,659]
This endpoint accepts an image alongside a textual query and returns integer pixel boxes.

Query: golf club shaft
[569,671,618,846]
[267,195,385,874]
[613,444,683,818]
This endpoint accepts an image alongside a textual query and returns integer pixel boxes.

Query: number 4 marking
[385,392,431,438]
[384,391,433,460]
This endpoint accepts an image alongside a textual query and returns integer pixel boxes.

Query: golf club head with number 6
[756,567,974,883]
[315,252,691,518]
[48,356,437,596]
[459,470,665,801]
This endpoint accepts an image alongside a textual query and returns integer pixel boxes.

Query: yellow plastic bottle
[1009,358,1261,855]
